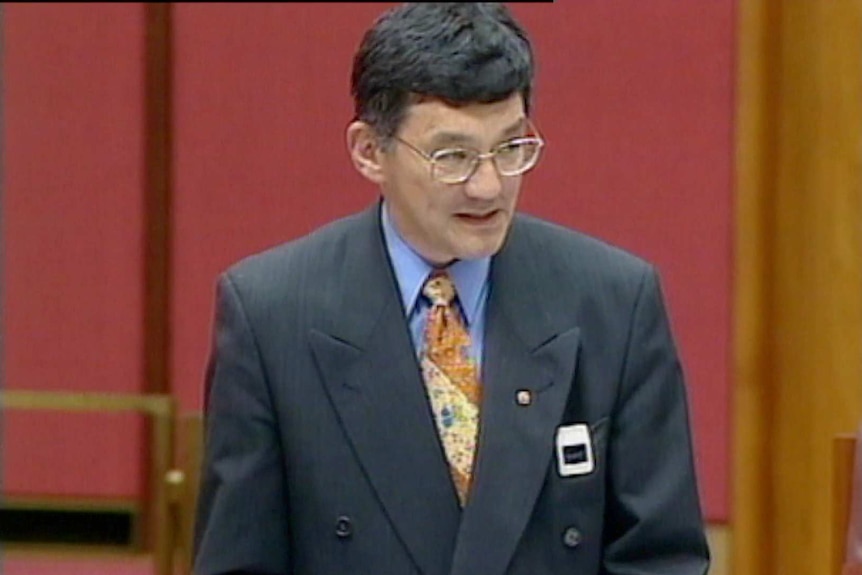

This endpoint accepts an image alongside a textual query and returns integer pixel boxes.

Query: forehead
[400,93,527,145]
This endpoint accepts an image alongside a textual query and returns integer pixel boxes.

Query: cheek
[504,178,522,198]
[502,183,522,209]
[389,172,433,215]
[419,183,454,215]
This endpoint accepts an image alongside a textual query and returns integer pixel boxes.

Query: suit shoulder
[213,208,374,315]
[222,209,367,286]
[512,213,654,280]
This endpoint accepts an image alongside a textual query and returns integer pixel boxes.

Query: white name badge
[555,423,595,477]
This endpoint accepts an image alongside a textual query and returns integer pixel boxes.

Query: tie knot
[423,270,456,307]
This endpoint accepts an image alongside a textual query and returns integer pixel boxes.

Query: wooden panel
[772,3,862,574]
[144,3,173,395]
[733,1,862,574]
[732,0,780,572]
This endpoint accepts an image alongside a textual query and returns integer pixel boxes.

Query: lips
[456,210,500,223]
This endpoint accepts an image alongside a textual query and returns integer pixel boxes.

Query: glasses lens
[495,140,542,176]
[432,149,476,183]
[429,137,544,183]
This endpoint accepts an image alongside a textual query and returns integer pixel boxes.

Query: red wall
[4,3,734,521]
[3,4,146,498]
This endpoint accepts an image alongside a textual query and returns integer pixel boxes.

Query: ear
[346,121,386,185]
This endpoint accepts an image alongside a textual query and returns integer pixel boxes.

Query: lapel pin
[516,389,532,406]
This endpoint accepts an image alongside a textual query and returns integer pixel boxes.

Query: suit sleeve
[601,267,711,575]
[193,273,291,575]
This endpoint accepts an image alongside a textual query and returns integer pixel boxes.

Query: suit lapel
[309,203,460,575]
[449,219,581,575]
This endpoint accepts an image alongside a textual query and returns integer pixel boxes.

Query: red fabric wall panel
[515,3,734,521]
[171,3,733,521]
[3,4,146,498]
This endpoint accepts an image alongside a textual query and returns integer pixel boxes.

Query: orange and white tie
[420,270,481,507]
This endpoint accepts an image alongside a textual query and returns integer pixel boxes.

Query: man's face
[378,93,527,265]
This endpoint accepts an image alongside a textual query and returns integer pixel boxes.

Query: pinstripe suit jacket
[193,202,710,575]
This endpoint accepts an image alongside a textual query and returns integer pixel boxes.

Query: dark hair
[351,3,535,142]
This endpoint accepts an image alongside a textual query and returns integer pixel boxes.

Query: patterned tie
[420,270,481,507]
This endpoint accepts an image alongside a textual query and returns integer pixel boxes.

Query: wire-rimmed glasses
[393,125,545,184]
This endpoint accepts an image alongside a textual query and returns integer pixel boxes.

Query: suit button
[562,526,582,548]
[335,516,353,538]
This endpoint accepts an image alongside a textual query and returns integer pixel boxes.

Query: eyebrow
[427,117,527,149]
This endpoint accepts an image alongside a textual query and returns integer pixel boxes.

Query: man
[193,3,710,575]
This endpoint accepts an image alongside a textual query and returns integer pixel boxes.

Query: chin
[454,239,506,261]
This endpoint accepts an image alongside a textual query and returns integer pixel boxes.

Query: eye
[495,141,523,158]
[433,148,473,166]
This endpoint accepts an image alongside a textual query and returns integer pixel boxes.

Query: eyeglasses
[392,127,545,185]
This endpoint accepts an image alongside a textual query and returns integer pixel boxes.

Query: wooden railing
[0,391,176,574]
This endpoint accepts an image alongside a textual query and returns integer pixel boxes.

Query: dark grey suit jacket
[193,202,710,575]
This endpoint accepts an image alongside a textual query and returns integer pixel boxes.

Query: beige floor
[707,524,729,575]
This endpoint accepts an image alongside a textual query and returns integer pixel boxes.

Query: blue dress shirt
[380,202,490,368]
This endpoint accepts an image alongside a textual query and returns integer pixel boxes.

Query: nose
[463,156,503,200]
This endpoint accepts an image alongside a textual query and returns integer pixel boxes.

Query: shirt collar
[380,201,490,326]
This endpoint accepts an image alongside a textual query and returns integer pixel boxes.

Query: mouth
[455,210,502,224]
